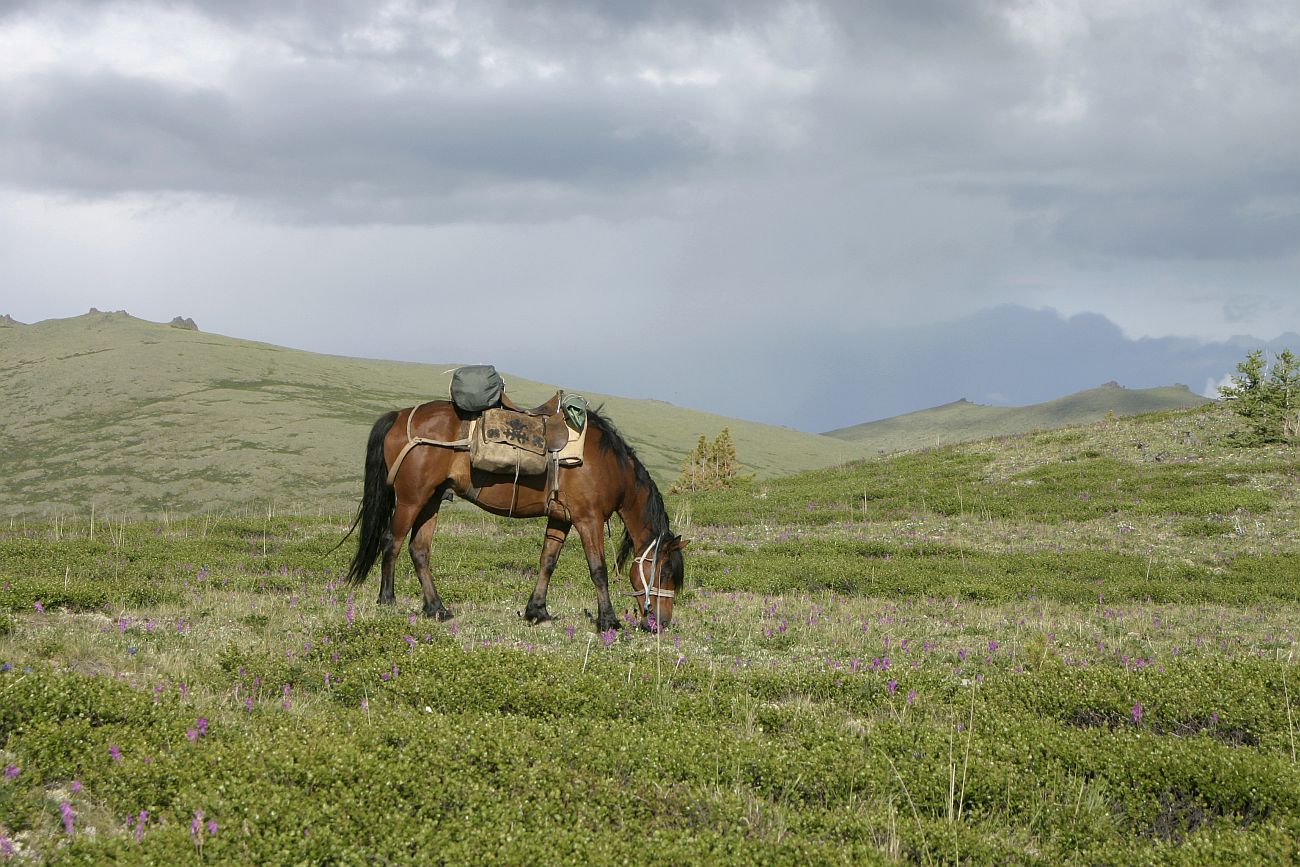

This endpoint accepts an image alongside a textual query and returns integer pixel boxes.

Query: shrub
[1218,349,1300,444]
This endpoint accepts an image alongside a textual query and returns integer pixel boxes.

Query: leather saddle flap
[480,407,547,455]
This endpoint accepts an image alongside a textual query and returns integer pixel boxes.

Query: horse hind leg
[409,495,453,621]
[524,518,570,625]
[379,501,420,606]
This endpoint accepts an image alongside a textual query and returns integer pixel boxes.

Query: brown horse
[345,401,687,632]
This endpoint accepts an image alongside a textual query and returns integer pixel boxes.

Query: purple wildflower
[60,801,75,835]
[244,697,254,712]
[3,764,18,779]
[134,810,149,842]
[191,810,204,839]
[186,728,198,742]
[109,744,122,762]
[906,689,918,705]
[206,819,218,835]
[2,834,14,857]
[196,717,208,735]
[1131,701,1144,724]
[887,679,899,694]
[600,628,617,648]
[70,780,82,793]
[565,624,576,641]
[33,600,45,614]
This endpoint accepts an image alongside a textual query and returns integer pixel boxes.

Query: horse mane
[586,408,684,590]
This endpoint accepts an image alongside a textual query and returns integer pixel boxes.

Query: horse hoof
[435,608,454,622]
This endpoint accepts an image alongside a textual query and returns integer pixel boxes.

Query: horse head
[629,534,689,630]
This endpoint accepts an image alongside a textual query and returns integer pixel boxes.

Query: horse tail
[345,410,398,585]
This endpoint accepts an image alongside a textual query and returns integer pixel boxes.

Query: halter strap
[625,535,675,613]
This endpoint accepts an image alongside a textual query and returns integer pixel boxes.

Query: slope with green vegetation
[824,382,1210,453]
[1,401,1296,862]
[0,312,869,518]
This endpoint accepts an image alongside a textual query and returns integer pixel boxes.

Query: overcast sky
[2,0,1297,429]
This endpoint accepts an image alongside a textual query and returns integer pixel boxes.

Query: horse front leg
[525,518,570,625]
[379,502,419,606]
[576,520,619,633]
[409,496,453,621]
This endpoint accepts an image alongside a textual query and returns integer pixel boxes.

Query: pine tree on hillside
[1219,349,1300,444]
[671,429,742,493]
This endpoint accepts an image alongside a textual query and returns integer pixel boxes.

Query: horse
[344,400,687,632]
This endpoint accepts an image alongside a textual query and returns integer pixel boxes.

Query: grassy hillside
[824,382,1210,452]
[0,312,869,518]
[1,402,1297,862]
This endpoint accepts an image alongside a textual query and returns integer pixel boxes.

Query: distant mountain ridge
[823,382,1211,452]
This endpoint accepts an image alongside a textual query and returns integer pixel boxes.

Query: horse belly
[456,469,552,519]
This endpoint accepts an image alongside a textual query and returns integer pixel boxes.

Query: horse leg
[576,520,619,632]
[378,501,420,606]
[409,494,453,621]
[524,518,570,625]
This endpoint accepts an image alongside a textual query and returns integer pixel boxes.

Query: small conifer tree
[1218,349,1300,444]
[671,429,742,493]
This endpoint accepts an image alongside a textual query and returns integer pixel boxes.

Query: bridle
[625,535,675,615]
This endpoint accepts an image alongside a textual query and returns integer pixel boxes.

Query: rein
[625,535,675,614]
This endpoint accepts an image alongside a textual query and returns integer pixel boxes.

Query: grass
[1,402,1297,863]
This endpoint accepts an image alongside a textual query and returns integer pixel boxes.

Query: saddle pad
[470,408,548,475]
[558,419,587,467]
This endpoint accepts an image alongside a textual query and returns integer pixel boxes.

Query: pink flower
[134,810,149,842]
[600,628,617,648]
[906,689,918,705]
[3,764,18,779]
[886,679,899,694]
[196,717,208,736]
[33,601,45,614]
[1131,701,1144,724]
[108,744,122,762]
[60,801,75,835]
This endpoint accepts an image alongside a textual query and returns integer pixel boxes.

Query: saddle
[469,391,586,476]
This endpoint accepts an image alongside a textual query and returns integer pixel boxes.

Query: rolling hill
[1,312,1219,519]
[0,312,871,518]
[823,382,1211,453]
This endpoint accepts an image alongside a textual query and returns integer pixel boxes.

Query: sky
[1,0,1297,430]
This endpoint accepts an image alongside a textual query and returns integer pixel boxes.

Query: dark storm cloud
[3,0,1296,244]
[1,0,1297,429]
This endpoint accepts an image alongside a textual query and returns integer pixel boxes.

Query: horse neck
[614,464,659,551]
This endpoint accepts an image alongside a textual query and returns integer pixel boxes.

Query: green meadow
[2,400,1298,863]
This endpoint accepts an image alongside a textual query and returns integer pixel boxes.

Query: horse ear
[670,537,690,551]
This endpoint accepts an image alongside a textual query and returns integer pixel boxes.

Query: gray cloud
[1,0,1297,427]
